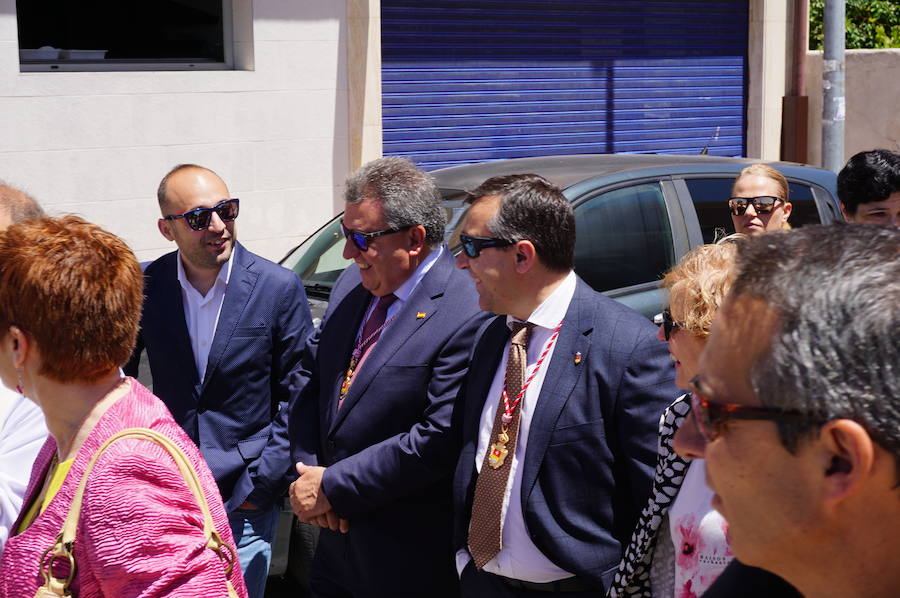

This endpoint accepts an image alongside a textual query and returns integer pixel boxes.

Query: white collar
[176,243,237,299]
[506,270,577,331]
[391,245,444,303]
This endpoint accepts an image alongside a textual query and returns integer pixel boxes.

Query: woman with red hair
[0,216,247,597]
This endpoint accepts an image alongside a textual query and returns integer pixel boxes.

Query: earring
[15,368,24,395]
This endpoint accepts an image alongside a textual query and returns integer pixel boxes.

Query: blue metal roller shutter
[381,0,748,170]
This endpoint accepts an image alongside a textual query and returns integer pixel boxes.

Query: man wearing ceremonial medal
[286,157,490,598]
[452,174,677,596]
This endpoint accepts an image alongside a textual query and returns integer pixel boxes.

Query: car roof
[431,153,837,194]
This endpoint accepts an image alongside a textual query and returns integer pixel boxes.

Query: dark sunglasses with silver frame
[728,195,784,216]
[163,198,240,231]
[340,220,412,252]
[688,376,820,442]
[458,233,516,259]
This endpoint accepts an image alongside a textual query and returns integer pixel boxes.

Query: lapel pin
[416,312,427,319]
[574,351,582,364]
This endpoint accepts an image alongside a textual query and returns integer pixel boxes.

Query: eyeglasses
[458,233,516,258]
[653,308,685,341]
[688,376,817,442]
[163,199,240,231]
[340,220,412,252]
[728,196,783,216]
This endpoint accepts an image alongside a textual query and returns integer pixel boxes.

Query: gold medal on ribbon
[488,441,509,469]
[340,358,358,399]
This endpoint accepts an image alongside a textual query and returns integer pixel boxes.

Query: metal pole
[822,0,845,172]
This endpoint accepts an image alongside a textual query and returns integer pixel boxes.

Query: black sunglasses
[340,220,412,252]
[458,233,516,258]
[688,376,818,442]
[653,308,684,341]
[164,198,240,231]
[728,196,783,216]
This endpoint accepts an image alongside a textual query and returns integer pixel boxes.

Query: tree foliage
[810,0,900,49]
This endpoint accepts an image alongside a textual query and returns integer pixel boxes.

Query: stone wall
[805,49,900,167]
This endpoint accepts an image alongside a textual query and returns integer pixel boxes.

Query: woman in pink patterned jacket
[0,216,247,598]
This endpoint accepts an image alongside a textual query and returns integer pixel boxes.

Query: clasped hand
[288,462,349,533]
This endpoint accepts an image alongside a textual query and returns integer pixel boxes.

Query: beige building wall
[347,0,383,172]
[0,0,350,263]
[805,49,900,167]
[746,0,796,160]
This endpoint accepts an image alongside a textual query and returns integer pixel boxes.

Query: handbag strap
[38,427,237,595]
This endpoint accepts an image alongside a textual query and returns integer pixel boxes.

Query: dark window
[17,1,225,66]
[685,177,822,244]
[573,183,675,292]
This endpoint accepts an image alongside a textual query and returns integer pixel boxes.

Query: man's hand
[311,511,350,533]
[289,462,327,516]
[289,462,349,533]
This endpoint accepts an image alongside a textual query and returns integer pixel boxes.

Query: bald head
[156,164,224,210]
[0,182,45,230]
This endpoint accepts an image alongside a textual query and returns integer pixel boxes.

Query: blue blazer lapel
[520,280,593,501]
[156,254,201,390]
[200,244,258,394]
[459,316,508,498]
[322,284,372,429]
[463,317,508,443]
[328,250,453,434]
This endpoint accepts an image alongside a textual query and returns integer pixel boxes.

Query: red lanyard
[499,321,563,425]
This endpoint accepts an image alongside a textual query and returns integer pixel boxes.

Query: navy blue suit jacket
[288,249,490,594]
[453,278,676,592]
[125,243,313,511]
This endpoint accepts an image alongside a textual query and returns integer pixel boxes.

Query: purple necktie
[359,293,398,356]
[338,294,398,410]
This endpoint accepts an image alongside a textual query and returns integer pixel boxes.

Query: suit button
[327,440,336,451]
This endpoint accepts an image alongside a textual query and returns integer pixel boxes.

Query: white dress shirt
[0,386,47,554]
[457,270,577,582]
[176,245,236,380]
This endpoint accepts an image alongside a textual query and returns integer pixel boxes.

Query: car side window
[282,219,351,289]
[685,178,823,244]
[573,182,675,292]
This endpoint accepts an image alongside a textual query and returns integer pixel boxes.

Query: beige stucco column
[347,0,383,171]
[746,0,794,160]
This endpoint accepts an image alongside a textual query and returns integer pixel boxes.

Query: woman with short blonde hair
[609,236,740,598]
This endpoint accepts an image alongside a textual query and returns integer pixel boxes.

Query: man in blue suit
[287,157,489,597]
[453,174,676,596]
[124,164,312,598]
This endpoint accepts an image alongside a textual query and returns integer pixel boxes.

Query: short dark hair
[837,149,900,215]
[157,164,221,209]
[0,216,143,383]
[344,157,445,247]
[466,174,575,272]
[729,223,900,471]
[0,182,45,223]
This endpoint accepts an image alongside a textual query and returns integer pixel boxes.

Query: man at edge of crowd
[837,148,900,227]
[676,224,900,598]
[0,182,47,556]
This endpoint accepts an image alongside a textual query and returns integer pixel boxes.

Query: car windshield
[280,191,471,299]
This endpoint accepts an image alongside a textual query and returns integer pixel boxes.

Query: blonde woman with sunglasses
[728,164,792,236]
